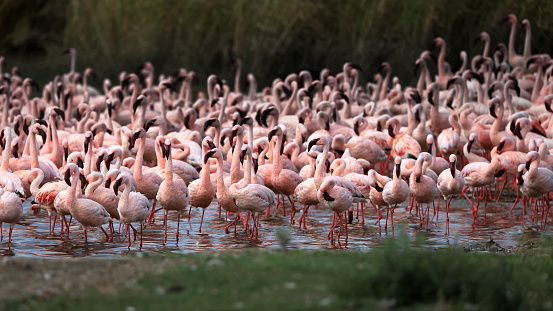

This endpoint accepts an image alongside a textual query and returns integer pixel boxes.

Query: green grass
[5,236,553,310]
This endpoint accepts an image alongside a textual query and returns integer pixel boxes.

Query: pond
[0,193,549,258]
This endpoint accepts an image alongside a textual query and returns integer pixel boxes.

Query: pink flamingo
[0,180,23,247]
[156,138,189,243]
[382,157,410,230]
[229,145,276,239]
[437,154,465,234]
[317,178,352,243]
[188,137,216,233]
[54,163,111,243]
[113,174,150,249]
[28,168,68,234]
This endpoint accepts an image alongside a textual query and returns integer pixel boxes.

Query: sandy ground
[0,256,186,301]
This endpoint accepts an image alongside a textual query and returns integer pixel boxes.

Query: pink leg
[445,198,452,235]
[287,196,296,224]
[510,188,520,213]
[7,224,14,247]
[84,227,88,243]
[101,226,110,242]
[127,224,131,248]
[147,200,157,223]
[199,208,206,233]
[139,222,144,250]
[298,205,310,230]
[391,207,396,231]
[163,211,169,243]
[176,212,181,245]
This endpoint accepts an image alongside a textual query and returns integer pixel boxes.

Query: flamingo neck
[29,132,40,169]
[165,152,174,183]
[438,43,447,78]
[85,176,103,197]
[244,153,252,184]
[314,141,330,188]
[508,21,517,60]
[30,170,44,195]
[215,155,228,196]
[231,136,244,183]
[134,137,146,179]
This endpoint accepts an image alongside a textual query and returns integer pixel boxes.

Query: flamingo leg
[139,222,144,250]
[391,207,396,231]
[287,196,296,224]
[188,206,193,231]
[199,208,206,233]
[127,224,131,248]
[7,224,14,247]
[176,212,181,245]
[445,197,452,235]
[298,205,310,230]
[98,226,109,242]
[510,187,520,213]
[163,211,169,243]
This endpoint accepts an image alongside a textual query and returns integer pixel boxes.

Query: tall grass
[2,0,553,89]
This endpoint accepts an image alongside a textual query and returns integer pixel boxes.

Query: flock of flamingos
[0,14,551,249]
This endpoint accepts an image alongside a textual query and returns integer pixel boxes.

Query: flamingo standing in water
[382,157,410,230]
[268,126,303,223]
[229,145,276,239]
[28,168,68,234]
[54,163,111,243]
[131,128,163,222]
[0,180,23,247]
[409,153,440,228]
[317,178,352,242]
[188,137,216,233]
[461,156,503,219]
[437,154,465,234]
[516,151,553,228]
[156,138,189,243]
[206,148,242,234]
[113,174,150,249]
[84,172,120,237]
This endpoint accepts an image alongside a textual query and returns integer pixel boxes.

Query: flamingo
[84,172,120,235]
[206,148,242,234]
[317,178,353,243]
[156,138,189,243]
[382,157,410,229]
[54,163,111,243]
[515,151,553,227]
[386,117,421,159]
[0,127,25,197]
[461,156,503,219]
[0,180,23,247]
[229,145,276,239]
[113,174,150,249]
[28,168,68,234]
[131,128,163,222]
[188,137,216,232]
[366,169,391,227]
[268,126,303,222]
[437,154,465,234]
[409,153,440,227]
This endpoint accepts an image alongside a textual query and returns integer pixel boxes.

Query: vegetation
[4,236,553,310]
[2,0,553,89]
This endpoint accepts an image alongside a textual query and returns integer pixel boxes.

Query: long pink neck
[134,137,145,179]
[314,141,330,189]
[508,21,517,60]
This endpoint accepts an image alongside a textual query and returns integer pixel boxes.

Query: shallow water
[0,193,551,258]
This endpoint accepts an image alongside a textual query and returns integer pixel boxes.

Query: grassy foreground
[4,236,553,310]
